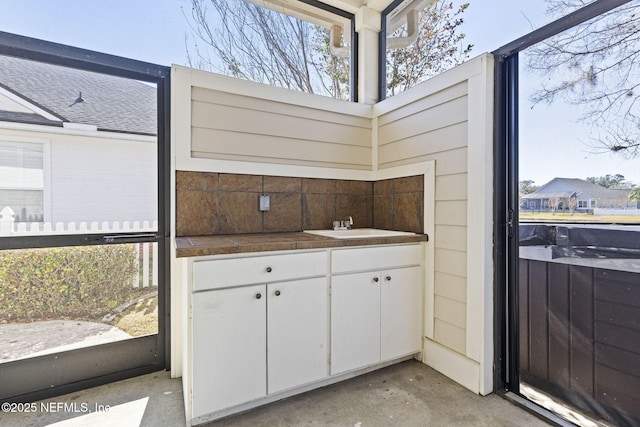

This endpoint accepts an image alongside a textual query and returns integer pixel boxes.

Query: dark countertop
[175,231,429,258]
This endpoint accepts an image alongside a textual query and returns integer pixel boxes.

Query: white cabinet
[267,278,328,393]
[187,244,424,423]
[380,267,422,361]
[192,285,266,417]
[330,245,423,375]
[330,271,381,374]
[190,252,328,418]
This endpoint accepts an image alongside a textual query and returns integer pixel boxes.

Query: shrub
[0,245,142,322]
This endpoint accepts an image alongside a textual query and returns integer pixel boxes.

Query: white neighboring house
[0,55,157,228]
[521,177,637,213]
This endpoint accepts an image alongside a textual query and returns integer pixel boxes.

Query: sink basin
[303,228,418,239]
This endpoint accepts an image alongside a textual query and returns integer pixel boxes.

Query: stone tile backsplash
[373,175,424,233]
[176,171,423,236]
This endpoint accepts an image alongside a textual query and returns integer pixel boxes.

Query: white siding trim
[172,66,194,174]
[424,163,436,341]
[0,86,61,121]
[465,55,494,395]
[0,121,155,142]
[177,157,375,181]
[185,65,371,117]
[371,115,379,171]
[423,338,481,394]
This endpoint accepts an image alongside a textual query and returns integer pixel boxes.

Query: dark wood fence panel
[595,365,640,422]
[519,259,640,426]
[569,265,594,397]
[548,263,570,389]
[595,322,640,354]
[528,260,549,379]
[594,268,640,424]
[519,259,530,371]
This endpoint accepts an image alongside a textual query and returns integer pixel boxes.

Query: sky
[0,0,549,65]
[0,0,637,187]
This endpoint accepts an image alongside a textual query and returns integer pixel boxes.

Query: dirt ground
[0,295,158,363]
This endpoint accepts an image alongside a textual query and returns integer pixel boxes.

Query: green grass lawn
[114,296,158,336]
[519,212,640,223]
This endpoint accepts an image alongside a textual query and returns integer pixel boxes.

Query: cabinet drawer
[193,251,328,291]
[331,244,422,274]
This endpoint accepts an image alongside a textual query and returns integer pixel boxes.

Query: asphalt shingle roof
[523,177,631,200]
[553,178,619,199]
[0,55,156,135]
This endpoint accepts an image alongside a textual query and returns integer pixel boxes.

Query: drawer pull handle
[386,276,392,281]
[373,277,379,283]
[256,293,262,299]
[266,267,272,273]
[275,290,281,296]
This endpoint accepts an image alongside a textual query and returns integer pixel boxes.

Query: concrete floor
[0,360,550,427]
[0,370,184,427]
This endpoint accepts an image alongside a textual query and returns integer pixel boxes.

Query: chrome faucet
[334,216,353,230]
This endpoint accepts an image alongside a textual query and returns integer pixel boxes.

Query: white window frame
[0,135,51,222]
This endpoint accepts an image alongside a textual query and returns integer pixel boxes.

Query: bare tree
[184,0,471,100]
[568,195,577,215]
[386,1,472,96]
[185,0,331,95]
[525,1,640,157]
[547,197,561,214]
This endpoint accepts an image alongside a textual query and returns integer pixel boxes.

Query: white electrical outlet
[259,194,270,211]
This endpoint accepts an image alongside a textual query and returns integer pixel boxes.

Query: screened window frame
[493,0,634,422]
[0,29,171,403]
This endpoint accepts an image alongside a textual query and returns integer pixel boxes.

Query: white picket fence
[593,207,640,216]
[133,240,158,289]
[0,206,158,288]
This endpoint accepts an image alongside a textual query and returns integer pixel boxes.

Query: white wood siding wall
[50,135,156,223]
[0,127,157,224]
[175,66,373,174]
[374,55,494,394]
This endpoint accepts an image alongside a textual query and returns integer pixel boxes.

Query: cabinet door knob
[275,290,281,296]
[266,267,272,273]
[386,276,392,281]
[256,293,262,299]
[373,277,379,283]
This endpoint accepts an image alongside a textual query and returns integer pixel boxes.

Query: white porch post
[355,6,381,105]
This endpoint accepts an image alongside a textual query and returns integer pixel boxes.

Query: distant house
[0,55,157,225]
[521,177,636,212]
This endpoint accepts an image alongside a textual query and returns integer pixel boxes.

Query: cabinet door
[330,272,381,375]
[192,285,266,417]
[380,266,422,361]
[267,277,329,393]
